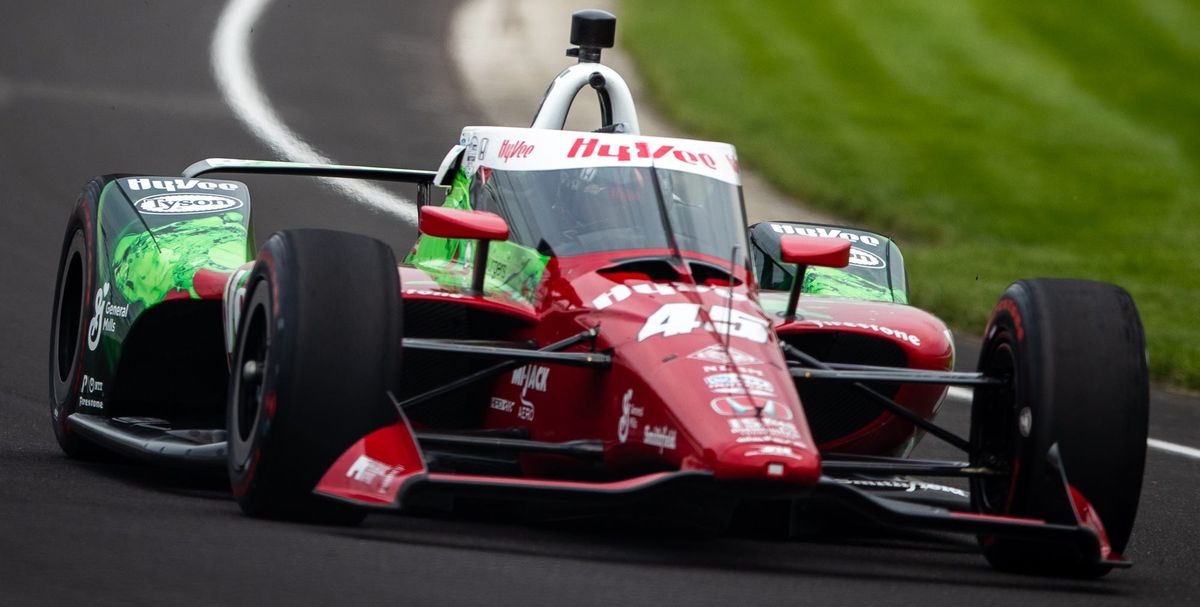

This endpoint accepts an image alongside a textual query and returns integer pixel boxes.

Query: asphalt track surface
[1,2,1198,605]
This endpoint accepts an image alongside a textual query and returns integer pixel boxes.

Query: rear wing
[182,158,438,204]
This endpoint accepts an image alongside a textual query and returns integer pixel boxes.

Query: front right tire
[970,278,1149,577]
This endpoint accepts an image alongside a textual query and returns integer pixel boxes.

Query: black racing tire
[48,179,110,458]
[970,279,1148,578]
[227,229,401,523]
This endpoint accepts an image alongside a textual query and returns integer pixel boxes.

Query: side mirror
[419,207,510,294]
[779,235,851,267]
[420,206,509,241]
[779,235,850,320]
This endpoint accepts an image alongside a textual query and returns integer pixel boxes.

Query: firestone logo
[497,139,535,162]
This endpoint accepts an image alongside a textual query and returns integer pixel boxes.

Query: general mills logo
[134,193,243,215]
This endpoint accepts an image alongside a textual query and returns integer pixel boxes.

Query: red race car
[51,10,1148,578]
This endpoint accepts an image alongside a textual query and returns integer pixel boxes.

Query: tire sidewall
[48,191,100,455]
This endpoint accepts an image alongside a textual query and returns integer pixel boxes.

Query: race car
[48,9,1148,577]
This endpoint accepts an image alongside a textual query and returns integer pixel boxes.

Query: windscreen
[470,166,746,260]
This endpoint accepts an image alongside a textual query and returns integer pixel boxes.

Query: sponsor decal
[466,135,479,167]
[643,425,677,451]
[105,301,128,321]
[848,247,886,269]
[591,281,749,310]
[588,279,744,307]
[78,374,105,409]
[345,455,406,495]
[87,281,129,352]
[702,364,764,377]
[81,374,104,395]
[134,193,243,215]
[727,417,805,447]
[489,397,515,413]
[497,139,535,162]
[510,365,548,421]
[710,396,755,416]
[591,284,632,310]
[78,397,104,410]
[511,365,549,393]
[704,373,775,397]
[617,389,643,444]
[403,288,467,299]
[799,320,922,347]
[709,396,794,421]
[687,344,762,366]
[744,445,805,461]
[125,178,239,192]
[833,478,968,498]
[638,303,769,343]
[769,224,882,247]
[568,137,718,171]
[87,283,110,351]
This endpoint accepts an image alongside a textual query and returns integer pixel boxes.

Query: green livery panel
[405,169,548,308]
[81,176,254,414]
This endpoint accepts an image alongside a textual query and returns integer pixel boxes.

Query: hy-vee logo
[497,139,535,162]
[125,178,239,192]
[568,137,719,171]
[769,224,881,247]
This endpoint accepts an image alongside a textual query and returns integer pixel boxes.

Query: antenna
[566,9,616,64]
[724,245,740,349]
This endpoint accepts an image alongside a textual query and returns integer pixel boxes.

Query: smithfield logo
[134,193,243,215]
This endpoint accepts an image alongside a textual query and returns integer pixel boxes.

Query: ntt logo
[134,193,244,215]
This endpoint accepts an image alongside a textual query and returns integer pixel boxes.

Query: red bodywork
[317,246,954,503]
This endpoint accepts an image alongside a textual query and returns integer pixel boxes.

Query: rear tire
[227,229,402,523]
[970,279,1148,577]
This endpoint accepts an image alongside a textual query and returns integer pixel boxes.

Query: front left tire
[227,229,402,523]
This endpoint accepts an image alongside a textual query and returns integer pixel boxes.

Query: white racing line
[211,0,417,224]
[946,387,1200,460]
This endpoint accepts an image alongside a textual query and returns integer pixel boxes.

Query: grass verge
[622,0,1200,390]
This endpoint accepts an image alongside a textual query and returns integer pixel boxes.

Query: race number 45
[637,303,769,343]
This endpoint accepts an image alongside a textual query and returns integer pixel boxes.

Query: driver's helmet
[552,167,646,233]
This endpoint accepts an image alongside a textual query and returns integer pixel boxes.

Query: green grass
[622,0,1200,390]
